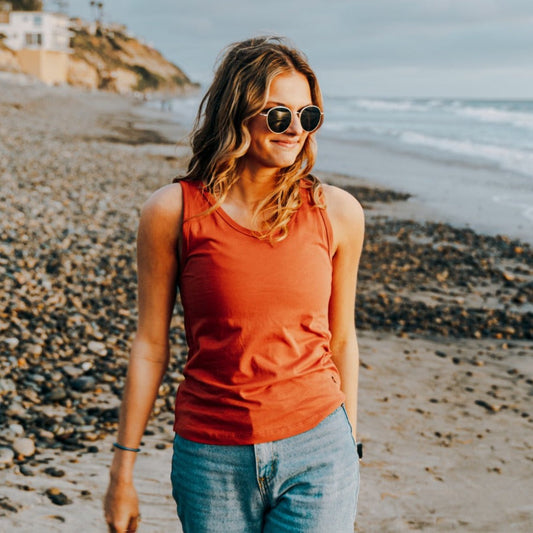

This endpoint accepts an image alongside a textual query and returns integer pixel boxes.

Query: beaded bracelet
[113,442,141,453]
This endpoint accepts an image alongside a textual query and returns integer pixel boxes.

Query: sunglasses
[259,105,323,134]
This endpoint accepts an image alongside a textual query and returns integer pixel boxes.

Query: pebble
[45,387,67,402]
[83,432,100,442]
[5,402,26,418]
[62,365,84,378]
[0,429,16,443]
[4,337,19,350]
[25,344,43,356]
[87,341,107,356]
[10,424,24,436]
[475,400,501,413]
[78,424,97,433]
[0,378,17,394]
[0,496,20,513]
[71,376,96,392]
[45,488,72,506]
[38,429,55,440]
[19,465,35,476]
[44,466,66,477]
[27,373,46,384]
[64,413,85,426]
[13,438,35,457]
[0,447,15,469]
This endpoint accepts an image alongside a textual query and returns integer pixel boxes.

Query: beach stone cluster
[0,79,531,469]
[0,81,187,467]
[355,210,532,339]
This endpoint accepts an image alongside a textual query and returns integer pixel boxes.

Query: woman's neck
[226,166,278,210]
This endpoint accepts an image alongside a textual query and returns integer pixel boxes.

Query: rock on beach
[0,447,15,469]
[12,438,35,458]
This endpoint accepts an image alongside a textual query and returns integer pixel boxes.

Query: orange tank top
[173,179,344,444]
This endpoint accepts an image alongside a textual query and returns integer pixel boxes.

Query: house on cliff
[0,2,71,84]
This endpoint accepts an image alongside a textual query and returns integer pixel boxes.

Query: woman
[104,36,364,533]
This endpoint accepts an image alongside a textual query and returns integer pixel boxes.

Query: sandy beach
[0,75,532,532]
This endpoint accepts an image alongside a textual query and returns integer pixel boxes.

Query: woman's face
[242,70,313,174]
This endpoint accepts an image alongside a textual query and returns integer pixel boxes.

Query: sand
[2,333,532,532]
[0,74,532,532]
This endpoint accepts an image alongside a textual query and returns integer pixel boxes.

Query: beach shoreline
[1,77,532,532]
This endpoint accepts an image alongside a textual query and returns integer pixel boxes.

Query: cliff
[0,19,198,95]
[67,24,198,94]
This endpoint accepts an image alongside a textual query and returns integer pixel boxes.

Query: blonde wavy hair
[175,36,325,242]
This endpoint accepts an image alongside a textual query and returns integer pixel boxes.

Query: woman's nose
[285,112,304,135]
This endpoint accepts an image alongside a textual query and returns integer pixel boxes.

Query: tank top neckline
[201,187,257,237]
[197,181,308,239]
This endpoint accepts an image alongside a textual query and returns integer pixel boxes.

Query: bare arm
[104,183,183,532]
[323,184,365,441]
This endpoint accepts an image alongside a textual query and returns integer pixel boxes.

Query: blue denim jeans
[171,405,360,533]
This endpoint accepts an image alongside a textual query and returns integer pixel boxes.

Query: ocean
[150,94,533,244]
[322,98,533,181]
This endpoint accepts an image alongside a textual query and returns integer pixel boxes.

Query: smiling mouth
[272,139,299,148]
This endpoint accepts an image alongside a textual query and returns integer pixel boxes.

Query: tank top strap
[179,179,210,221]
[299,178,334,259]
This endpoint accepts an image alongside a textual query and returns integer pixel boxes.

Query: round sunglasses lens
[267,108,292,133]
[300,106,322,132]
[300,106,322,131]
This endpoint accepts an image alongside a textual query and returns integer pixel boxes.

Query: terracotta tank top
[173,179,344,444]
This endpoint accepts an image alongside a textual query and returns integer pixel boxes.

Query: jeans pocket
[339,404,360,465]
[339,404,355,438]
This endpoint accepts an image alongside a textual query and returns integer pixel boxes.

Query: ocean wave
[400,132,533,178]
[321,122,392,137]
[451,104,533,130]
[342,98,533,131]
[353,98,430,113]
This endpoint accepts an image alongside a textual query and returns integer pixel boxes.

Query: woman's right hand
[104,477,140,533]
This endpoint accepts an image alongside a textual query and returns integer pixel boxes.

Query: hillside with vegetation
[67,24,198,94]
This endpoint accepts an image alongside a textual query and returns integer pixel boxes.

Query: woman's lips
[272,139,299,148]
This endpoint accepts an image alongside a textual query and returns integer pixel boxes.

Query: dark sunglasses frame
[259,105,324,134]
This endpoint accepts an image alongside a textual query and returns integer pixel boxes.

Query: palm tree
[11,1,43,10]
[96,1,103,24]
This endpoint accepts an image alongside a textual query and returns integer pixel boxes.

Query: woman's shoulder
[319,183,364,254]
[140,182,183,229]
[321,183,364,225]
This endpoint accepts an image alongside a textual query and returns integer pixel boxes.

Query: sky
[52,0,533,98]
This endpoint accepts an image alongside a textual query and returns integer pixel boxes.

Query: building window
[25,32,42,46]
[34,15,42,26]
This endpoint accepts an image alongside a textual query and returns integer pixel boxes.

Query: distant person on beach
[104,36,364,533]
